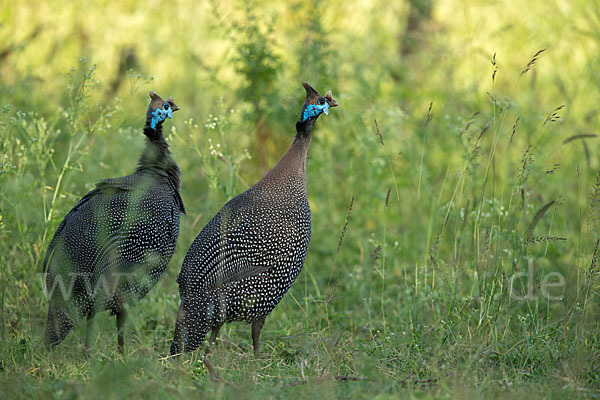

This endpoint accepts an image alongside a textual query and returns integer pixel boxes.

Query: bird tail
[44,306,74,350]
[170,302,209,356]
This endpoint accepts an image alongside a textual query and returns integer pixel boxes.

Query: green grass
[1,0,600,398]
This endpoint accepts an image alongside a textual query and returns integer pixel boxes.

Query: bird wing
[43,172,150,276]
[166,178,186,215]
[94,174,137,193]
[198,231,276,291]
[42,188,100,274]
[88,178,176,283]
[182,193,289,292]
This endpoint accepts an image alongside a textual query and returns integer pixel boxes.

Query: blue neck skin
[151,106,173,130]
[302,102,330,122]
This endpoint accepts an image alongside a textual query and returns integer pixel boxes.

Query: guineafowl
[43,91,185,353]
[170,82,338,372]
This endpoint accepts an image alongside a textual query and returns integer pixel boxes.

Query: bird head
[146,91,180,131]
[299,82,339,123]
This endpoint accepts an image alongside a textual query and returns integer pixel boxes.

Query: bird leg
[203,356,223,382]
[116,309,127,354]
[202,322,225,382]
[251,317,265,359]
[84,314,94,355]
[208,322,224,347]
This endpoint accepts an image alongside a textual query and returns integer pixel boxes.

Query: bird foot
[204,357,223,382]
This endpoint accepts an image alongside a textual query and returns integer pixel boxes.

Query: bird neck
[257,128,312,191]
[295,117,316,139]
[138,123,182,188]
[289,132,312,162]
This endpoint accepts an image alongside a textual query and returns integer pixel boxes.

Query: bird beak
[167,96,180,112]
[324,90,339,107]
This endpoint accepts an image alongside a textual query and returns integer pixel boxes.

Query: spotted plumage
[170,82,338,365]
[43,91,184,352]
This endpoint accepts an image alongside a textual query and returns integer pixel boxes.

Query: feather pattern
[171,83,337,357]
[43,93,183,350]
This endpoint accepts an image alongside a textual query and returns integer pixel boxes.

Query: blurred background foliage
[1,0,600,397]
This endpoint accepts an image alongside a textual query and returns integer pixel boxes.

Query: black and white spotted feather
[170,82,338,356]
[43,92,183,350]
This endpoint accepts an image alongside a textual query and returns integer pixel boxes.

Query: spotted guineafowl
[170,83,338,371]
[43,91,185,353]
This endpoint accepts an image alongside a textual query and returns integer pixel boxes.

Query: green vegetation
[1,0,599,398]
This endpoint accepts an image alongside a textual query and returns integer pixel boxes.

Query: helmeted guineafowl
[170,83,338,369]
[43,91,185,353]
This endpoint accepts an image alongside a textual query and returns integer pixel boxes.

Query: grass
[1,0,600,398]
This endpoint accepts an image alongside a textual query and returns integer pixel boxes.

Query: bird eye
[163,103,170,110]
[318,98,325,105]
